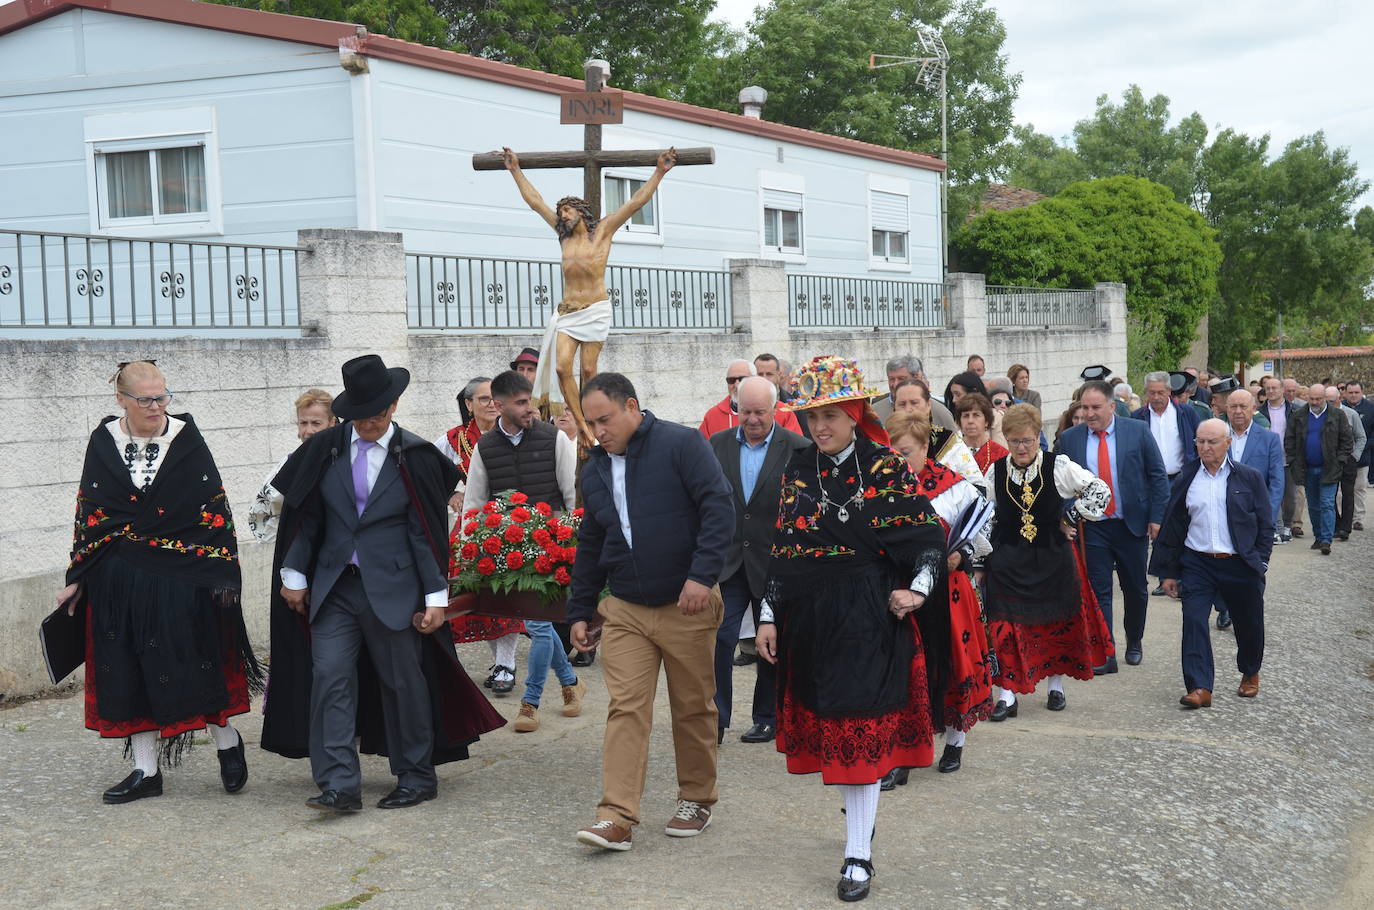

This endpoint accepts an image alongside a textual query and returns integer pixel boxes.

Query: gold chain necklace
[1004,458,1045,542]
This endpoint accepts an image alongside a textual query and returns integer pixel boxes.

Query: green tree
[1004,124,1087,196]
[212,0,451,45]
[683,0,1022,232]
[953,176,1221,375]
[1070,85,1207,206]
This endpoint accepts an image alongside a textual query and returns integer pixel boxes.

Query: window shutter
[763,188,803,212]
[870,190,908,232]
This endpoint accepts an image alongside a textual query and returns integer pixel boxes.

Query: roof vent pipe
[739,86,768,119]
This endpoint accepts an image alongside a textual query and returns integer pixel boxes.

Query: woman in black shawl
[755,356,947,903]
[57,361,262,804]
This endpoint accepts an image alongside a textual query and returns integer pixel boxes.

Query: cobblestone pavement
[2,530,1371,909]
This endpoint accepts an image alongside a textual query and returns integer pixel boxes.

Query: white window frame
[759,170,806,263]
[868,175,912,273]
[602,169,664,246]
[84,107,224,238]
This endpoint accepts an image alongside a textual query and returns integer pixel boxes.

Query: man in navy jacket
[567,373,734,852]
[1059,380,1170,672]
[1150,420,1274,708]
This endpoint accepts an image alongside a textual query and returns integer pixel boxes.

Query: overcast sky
[711,0,1374,212]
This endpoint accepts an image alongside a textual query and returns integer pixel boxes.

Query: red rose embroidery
[504,551,524,570]
[476,557,497,576]
[87,515,98,527]
[863,486,878,499]
[212,514,225,528]
[795,517,808,529]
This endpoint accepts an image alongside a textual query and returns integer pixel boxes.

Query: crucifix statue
[472,59,714,447]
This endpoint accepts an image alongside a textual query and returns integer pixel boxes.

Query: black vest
[990,453,1066,550]
[476,419,566,510]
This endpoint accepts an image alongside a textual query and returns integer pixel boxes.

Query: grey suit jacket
[709,425,811,599]
[285,438,448,632]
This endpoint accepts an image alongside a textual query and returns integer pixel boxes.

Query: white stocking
[945,727,966,748]
[207,722,239,750]
[492,633,518,669]
[998,686,1016,706]
[1048,674,1065,694]
[130,731,159,776]
[838,783,879,879]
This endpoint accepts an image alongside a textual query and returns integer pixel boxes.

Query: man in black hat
[271,354,495,812]
[1080,366,1130,419]
[1170,371,1211,422]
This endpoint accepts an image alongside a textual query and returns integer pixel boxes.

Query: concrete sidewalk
[1,532,1371,909]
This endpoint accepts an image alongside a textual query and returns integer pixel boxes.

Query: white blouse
[935,434,989,494]
[927,474,993,560]
[106,416,185,491]
[982,449,1113,521]
[247,452,291,543]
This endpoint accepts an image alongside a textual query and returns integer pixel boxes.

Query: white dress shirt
[460,418,579,519]
[282,424,446,608]
[1148,402,1183,475]
[609,451,632,547]
[1184,459,1235,555]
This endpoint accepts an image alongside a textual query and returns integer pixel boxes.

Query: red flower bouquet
[450,492,583,620]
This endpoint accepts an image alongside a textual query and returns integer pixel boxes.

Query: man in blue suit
[1058,380,1170,672]
[1224,389,1285,531]
[1149,419,1274,708]
[1131,372,1201,480]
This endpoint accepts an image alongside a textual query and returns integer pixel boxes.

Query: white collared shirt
[1184,459,1235,554]
[1148,402,1182,474]
[609,451,632,547]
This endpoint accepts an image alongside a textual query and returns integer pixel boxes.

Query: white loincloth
[531,299,612,410]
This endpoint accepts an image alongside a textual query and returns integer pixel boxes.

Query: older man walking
[1327,386,1367,541]
[570,373,734,852]
[1285,384,1354,555]
[708,376,809,745]
[873,354,957,431]
[1150,419,1274,709]
[700,359,802,438]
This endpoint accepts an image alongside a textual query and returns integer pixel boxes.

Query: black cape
[259,421,505,761]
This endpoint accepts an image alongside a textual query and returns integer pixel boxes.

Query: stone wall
[0,230,1126,699]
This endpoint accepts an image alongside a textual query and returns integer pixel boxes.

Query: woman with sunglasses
[57,360,262,803]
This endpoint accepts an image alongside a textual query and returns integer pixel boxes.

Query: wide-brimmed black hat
[333,354,411,420]
[509,347,540,370]
[1168,370,1196,395]
[1080,364,1112,382]
[1209,375,1240,394]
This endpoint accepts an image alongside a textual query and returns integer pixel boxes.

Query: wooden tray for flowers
[447,589,567,624]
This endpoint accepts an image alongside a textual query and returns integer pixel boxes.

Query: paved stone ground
[2,530,1371,910]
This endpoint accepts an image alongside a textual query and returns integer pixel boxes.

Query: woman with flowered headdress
[56,360,263,804]
[754,355,948,903]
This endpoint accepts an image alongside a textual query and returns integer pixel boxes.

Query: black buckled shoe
[377,786,438,809]
[217,729,248,794]
[1124,642,1143,666]
[1047,690,1067,711]
[878,767,909,791]
[937,744,962,773]
[102,769,163,804]
[491,665,516,695]
[306,789,362,812]
[740,723,776,743]
[1093,656,1119,676]
[838,857,874,902]
[989,698,1018,721]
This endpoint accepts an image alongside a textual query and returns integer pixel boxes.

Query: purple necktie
[350,440,377,566]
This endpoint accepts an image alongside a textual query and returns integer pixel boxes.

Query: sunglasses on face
[992,397,1010,406]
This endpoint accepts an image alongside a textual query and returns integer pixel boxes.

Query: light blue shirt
[1083,417,1122,518]
[736,425,775,502]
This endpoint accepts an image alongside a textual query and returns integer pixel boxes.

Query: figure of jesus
[502,146,677,447]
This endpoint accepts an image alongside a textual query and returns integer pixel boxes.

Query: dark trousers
[1084,519,1150,646]
[310,571,435,795]
[1336,459,1359,535]
[1179,550,1265,692]
[1281,465,1300,528]
[713,570,776,730]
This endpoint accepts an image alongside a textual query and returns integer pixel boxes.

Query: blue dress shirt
[1083,416,1122,517]
[737,425,775,502]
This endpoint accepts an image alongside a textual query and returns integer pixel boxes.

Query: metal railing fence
[787,273,947,329]
[986,285,1099,328]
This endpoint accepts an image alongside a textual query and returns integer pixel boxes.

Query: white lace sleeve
[246,454,290,543]
[1054,456,1111,521]
[759,599,774,623]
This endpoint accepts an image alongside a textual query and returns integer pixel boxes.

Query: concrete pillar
[946,272,988,359]
[297,228,409,357]
[727,258,789,354]
[1095,281,1129,373]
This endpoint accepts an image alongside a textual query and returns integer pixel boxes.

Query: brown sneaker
[664,800,712,837]
[513,701,539,733]
[576,819,632,851]
[560,679,586,718]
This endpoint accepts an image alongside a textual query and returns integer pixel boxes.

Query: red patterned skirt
[943,570,994,731]
[447,520,524,643]
[987,541,1112,693]
[777,622,935,785]
[83,600,250,740]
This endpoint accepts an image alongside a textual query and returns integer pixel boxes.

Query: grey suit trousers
[310,571,436,794]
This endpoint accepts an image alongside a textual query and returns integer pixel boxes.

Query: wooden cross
[472,60,714,214]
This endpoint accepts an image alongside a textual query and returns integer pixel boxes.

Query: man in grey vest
[462,370,581,732]
[280,355,456,812]
[708,376,809,744]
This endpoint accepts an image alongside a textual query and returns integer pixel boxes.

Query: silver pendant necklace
[816,448,866,523]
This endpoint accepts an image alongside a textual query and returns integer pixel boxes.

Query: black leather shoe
[483,665,497,688]
[878,767,909,790]
[1150,584,1166,596]
[102,769,163,804]
[989,698,1018,721]
[1321,543,1332,555]
[306,789,362,812]
[491,665,516,695]
[1093,656,1119,675]
[718,726,725,745]
[733,650,757,667]
[1047,690,1067,711]
[1309,540,1322,550]
[217,729,248,794]
[1336,532,1350,541]
[1124,642,1143,666]
[1216,610,1233,630]
[838,858,874,902]
[740,723,776,743]
[570,648,596,667]
[937,744,962,773]
[377,786,437,809]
